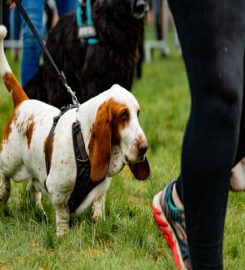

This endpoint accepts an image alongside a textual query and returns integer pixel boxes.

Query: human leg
[230,52,245,190]
[171,1,245,268]
[154,0,245,269]
[152,0,163,40]
[234,54,245,164]
[21,0,44,87]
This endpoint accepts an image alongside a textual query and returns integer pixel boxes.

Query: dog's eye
[119,110,129,122]
[137,109,140,117]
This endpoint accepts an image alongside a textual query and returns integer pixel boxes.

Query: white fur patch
[0,25,11,75]
[0,25,7,40]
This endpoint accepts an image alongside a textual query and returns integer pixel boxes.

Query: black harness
[45,105,99,213]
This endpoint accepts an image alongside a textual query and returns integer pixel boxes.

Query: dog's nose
[135,0,146,12]
[138,140,148,155]
[132,0,148,16]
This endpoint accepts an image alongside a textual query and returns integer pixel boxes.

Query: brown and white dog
[0,26,150,236]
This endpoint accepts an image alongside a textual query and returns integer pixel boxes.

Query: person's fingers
[9,3,16,9]
[6,0,16,9]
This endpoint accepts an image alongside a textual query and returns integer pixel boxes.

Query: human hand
[7,0,16,9]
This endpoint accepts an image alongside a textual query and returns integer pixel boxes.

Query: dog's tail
[0,25,28,107]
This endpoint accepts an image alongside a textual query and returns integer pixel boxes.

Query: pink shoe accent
[152,205,184,270]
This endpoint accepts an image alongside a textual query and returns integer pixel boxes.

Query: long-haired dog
[0,26,150,236]
[24,0,149,108]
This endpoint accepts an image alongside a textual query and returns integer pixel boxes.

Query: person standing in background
[7,0,78,87]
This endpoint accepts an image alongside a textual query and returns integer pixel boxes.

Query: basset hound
[0,26,150,236]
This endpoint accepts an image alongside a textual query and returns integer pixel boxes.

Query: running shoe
[152,180,191,270]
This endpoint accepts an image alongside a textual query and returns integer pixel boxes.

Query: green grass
[0,47,245,270]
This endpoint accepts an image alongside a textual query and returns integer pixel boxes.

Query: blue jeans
[21,0,78,87]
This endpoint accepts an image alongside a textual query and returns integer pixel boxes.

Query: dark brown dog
[25,0,148,107]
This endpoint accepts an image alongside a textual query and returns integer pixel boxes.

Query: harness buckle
[77,157,89,163]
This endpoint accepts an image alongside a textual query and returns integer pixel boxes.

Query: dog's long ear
[89,102,111,182]
[129,157,150,180]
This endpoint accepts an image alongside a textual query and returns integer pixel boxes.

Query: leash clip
[59,72,80,106]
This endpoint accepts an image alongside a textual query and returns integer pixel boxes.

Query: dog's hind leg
[0,170,10,204]
[26,180,45,213]
[92,194,106,222]
[54,204,70,237]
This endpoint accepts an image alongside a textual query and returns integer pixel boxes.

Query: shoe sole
[152,191,187,270]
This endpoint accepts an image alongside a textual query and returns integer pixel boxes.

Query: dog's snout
[138,140,148,155]
[132,0,148,17]
[135,0,146,11]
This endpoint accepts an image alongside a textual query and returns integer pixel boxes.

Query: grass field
[0,43,245,269]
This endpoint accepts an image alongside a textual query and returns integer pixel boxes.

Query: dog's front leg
[0,170,10,204]
[92,194,106,222]
[55,204,70,236]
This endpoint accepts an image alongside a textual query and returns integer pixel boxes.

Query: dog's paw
[230,158,245,191]
[91,195,105,222]
[91,210,103,223]
[56,221,69,237]
[56,227,69,237]
[0,181,10,203]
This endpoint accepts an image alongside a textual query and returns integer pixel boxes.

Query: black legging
[171,1,245,269]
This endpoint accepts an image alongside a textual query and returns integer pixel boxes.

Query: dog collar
[76,0,98,45]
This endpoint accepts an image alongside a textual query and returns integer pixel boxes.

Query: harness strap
[72,121,88,161]
[68,121,99,213]
[44,105,78,192]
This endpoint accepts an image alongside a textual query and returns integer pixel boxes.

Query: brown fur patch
[107,99,130,145]
[89,102,111,182]
[26,115,35,148]
[16,119,25,133]
[1,106,20,145]
[130,48,139,65]
[3,72,28,107]
[43,134,55,172]
[88,99,130,182]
